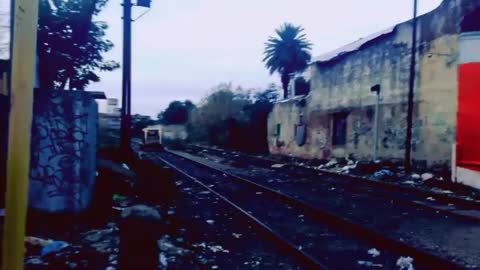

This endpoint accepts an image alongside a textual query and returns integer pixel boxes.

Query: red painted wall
[457,63,480,171]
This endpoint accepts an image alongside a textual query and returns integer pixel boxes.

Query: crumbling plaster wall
[268,0,480,167]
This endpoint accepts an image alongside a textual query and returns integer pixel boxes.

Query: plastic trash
[41,241,69,257]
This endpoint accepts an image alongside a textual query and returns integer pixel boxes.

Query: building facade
[268,0,480,169]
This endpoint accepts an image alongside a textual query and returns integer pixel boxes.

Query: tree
[37,0,119,90]
[187,83,279,152]
[159,100,196,125]
[242,84,279,152]
[187,83,252,145]
[263,23,312,99]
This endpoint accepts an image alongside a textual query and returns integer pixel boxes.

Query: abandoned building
[268,0,480,183]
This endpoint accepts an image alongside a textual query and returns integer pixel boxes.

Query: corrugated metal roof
[0,0,10,60]
[313,26,395,64]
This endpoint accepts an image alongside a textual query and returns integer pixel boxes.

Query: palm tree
[263,23,312,99]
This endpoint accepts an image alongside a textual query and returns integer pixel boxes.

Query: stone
[421,173,434,181]
[372,169,394,180]
[367,248,380,257]
[396,256,414,270]
[271,163,285,168]
[120,204,162,220]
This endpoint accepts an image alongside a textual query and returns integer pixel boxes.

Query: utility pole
[120,0,132,157]
[405,0,418,172]
[119,0,150,157]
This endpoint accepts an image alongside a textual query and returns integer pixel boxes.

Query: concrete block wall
[29,90,98,213]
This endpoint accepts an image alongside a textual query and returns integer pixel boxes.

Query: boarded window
[275,123,281,137]
[295,124,307,146]
[332,113,348,146]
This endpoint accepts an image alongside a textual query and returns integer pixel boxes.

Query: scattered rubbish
[106,267,116,270]
[198,191,211,195]
[193,242,207,249]
[159,253,168,268]
[112,206,124,211]
[367,248,380,257]
[122,163,130,170]
[329,187,336,191]
[440,190,453,194]
[410,174,421,180]
[206,220,215,225]
[317,164,325,169]
[25,236,52,248]
[372,169,394,180]
[421,173,434,181]
[41,241,69,257]
[426,197,435,201]
[256,192,263,195]
[211,266,219,269]
[298,214,304,218]
[271,163,286,168]
[25,257,47,267]
[208,245,230,253]
[403,181,416,185]
[358,261,384,267]
[232,233,242,239]
[158,237,191,256]
[396,256,414,270]
[325,159,338,169]
[167,210,175,215]
[112,194,128,202]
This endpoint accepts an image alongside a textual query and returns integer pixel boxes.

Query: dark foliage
[188,83,279,153]
[37,0,119,90]
[158,100,196,125]
[263,23,312,98]
[132,114,156,138]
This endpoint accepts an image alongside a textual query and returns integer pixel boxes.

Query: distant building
[267,0,480,186]
[106,98,121,116]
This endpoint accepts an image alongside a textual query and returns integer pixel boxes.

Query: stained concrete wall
[29,90,98,213]
[268,0,480,167]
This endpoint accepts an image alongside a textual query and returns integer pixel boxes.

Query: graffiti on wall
[351,119,372,147]
[29,90,97,213]
[382,118,423,150]
[313,129,327,149]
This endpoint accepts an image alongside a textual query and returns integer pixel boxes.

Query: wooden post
[119,205,161,270]
[2,0,39,269]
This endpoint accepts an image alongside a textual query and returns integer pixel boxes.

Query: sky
[88,0,444,117]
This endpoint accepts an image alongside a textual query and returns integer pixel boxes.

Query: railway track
[188,144,480,223]
[147,149,466,269]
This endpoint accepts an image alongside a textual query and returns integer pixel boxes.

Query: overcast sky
[88,0,443,117]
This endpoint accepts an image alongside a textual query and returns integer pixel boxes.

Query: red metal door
[457,32,480,172]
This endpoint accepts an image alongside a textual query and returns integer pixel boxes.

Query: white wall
[0,0,10,60]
